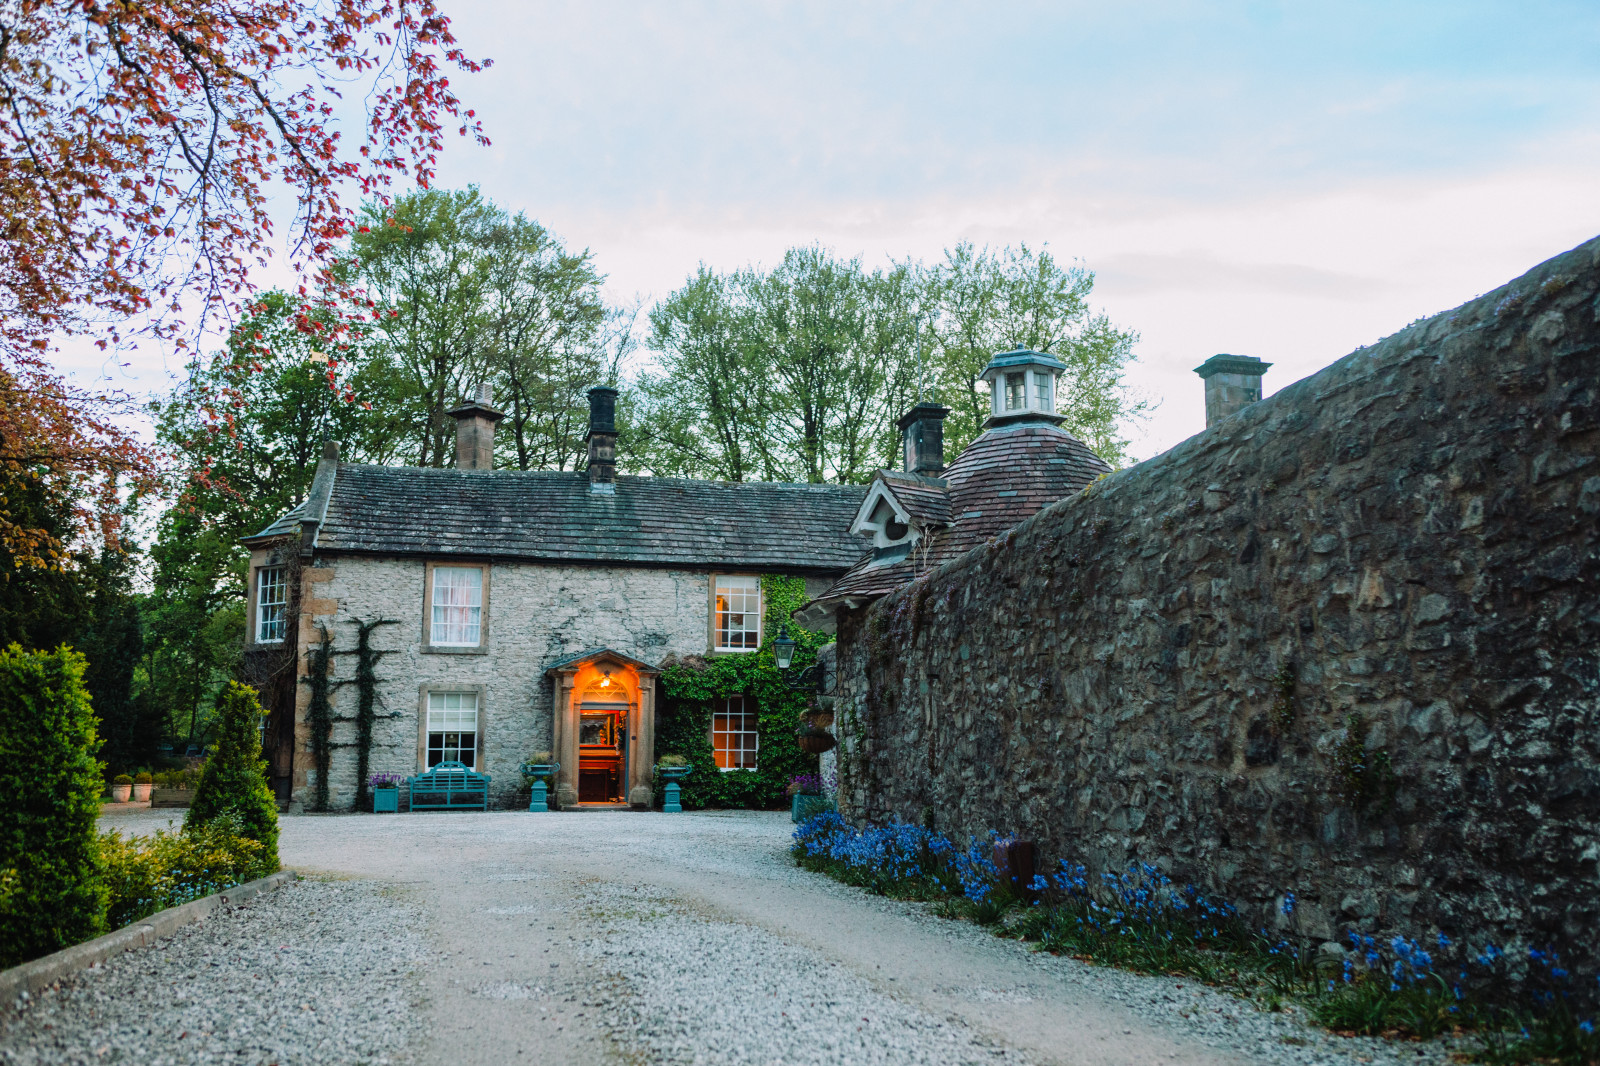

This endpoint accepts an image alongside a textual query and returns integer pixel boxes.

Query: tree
[928,243,1144,464]
[0,0,488,559]
[186,681,279,873]
[633,249,922,484]
[351,188,498,466]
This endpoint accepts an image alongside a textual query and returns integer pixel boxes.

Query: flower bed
[792,813,1598,1065]
[99,814,274,931]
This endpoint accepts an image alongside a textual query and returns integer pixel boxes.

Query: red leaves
[0,0,489,555]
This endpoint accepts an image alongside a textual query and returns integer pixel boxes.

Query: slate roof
[246,464,868,573]
[877,471,951,526]
[807,420,1111,607]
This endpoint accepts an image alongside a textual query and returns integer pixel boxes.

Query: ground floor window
[427,691,479,768]
[712,695,758,770]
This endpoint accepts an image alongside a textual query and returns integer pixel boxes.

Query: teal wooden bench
[407,761,491,811]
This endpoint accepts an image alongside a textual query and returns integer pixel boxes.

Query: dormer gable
[848,472,950,562]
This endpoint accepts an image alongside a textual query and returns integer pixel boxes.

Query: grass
[791,812,1598,1065]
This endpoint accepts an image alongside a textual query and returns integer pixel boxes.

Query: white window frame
[426,564,486,650]
[712,574,762,653]
[711,695,758,771]
[1034,371,1054,412]
[425,690,480,768]
[255,566,287,644]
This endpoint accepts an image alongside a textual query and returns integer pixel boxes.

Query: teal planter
[659,764,692,812]
[519,762,560,812]
[373,787,399,813]
[791,793,821,822]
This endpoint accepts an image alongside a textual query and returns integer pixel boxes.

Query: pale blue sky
[75,0,1600,457]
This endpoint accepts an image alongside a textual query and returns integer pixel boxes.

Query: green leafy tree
[351,188,499,467]
[928,242,1145,464]
[186,681,279,873]
[0,645,107,966]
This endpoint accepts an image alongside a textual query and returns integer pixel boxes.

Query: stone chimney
[447,383,504,469]
[897,402,950,475]
[585,386,618,493]
[1194,354,1272,428]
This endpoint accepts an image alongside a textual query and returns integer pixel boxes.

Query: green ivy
[654,575,828,810]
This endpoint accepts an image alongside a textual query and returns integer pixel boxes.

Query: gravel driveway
[2,808,1469,1066]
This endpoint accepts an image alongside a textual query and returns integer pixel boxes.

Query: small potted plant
[131,771,153,803]
[370,772,403,813]
[518,751,560,812]
[786,773,823,823]
[656,755,692,813]
[110,774,133,802]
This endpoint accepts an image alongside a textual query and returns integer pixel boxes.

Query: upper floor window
[712,695,758,770]
[714,575,761,652]
[256,567,287,643]
[1035,372,1053,412]
[432,566,483,646]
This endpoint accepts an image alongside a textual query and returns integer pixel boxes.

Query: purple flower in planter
[369,772,404,789]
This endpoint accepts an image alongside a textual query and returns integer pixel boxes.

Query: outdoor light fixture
[600,668,612,687]
[772,625,798,671]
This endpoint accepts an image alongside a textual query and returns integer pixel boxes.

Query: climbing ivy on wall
[654,575,827,810]
[339,618,398,812]
[302,625,334,812]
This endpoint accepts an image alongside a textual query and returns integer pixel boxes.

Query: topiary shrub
[185,681,279,872]
[112,773,132,786]
[133,771,151,785]
[0,644,108,966]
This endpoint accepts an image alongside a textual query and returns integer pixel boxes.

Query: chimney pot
[585,386,619,491]
[1193,354,1272,428]
[896,402,950,475]
[446,384,504,470]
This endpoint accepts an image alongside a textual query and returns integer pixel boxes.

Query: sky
[70,0,1600,461]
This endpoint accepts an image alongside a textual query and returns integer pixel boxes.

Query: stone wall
[291,557,833,808]
[834,237,1600,965]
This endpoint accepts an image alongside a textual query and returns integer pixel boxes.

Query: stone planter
[109,784,132,803]
[132,783,152,802]
[658,765,692,813]
[151,788,193,809]
[372,787,400,813]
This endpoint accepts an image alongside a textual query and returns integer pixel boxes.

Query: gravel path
[6,807,1476,1066]
[0,878,427,1065]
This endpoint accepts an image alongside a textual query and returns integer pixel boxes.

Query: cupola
[979,346,1068,428]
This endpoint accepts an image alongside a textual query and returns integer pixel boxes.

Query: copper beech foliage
[0,0,489,565]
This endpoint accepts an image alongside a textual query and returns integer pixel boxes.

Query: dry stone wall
[835,237,1600,965]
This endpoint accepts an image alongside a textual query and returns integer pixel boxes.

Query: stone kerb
[838,235,1600,970]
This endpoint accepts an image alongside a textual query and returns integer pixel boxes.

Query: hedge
[0,644,108,967]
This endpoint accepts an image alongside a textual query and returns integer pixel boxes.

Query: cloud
[1094,251,1387,300]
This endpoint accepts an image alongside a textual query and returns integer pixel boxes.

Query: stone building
[241,386,864,810]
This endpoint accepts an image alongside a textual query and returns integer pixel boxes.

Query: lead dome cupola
[979,345,1067,427]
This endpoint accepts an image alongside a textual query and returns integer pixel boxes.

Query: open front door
[578,703,628,802]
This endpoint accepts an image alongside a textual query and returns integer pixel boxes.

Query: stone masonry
[297,558,723,810]
[833,236,1600,966]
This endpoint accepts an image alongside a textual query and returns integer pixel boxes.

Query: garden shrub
[185,681,279,871]
[99,815,269,930]
[0,644,108,967]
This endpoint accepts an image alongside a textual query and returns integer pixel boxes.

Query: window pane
[1005,372,1026,411]
[427,692,478,767]
[256,567,287,643]
[711,696,758,771]
[432,567,483,645]
[1036,373,1052,412]
[714,576,761,651]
